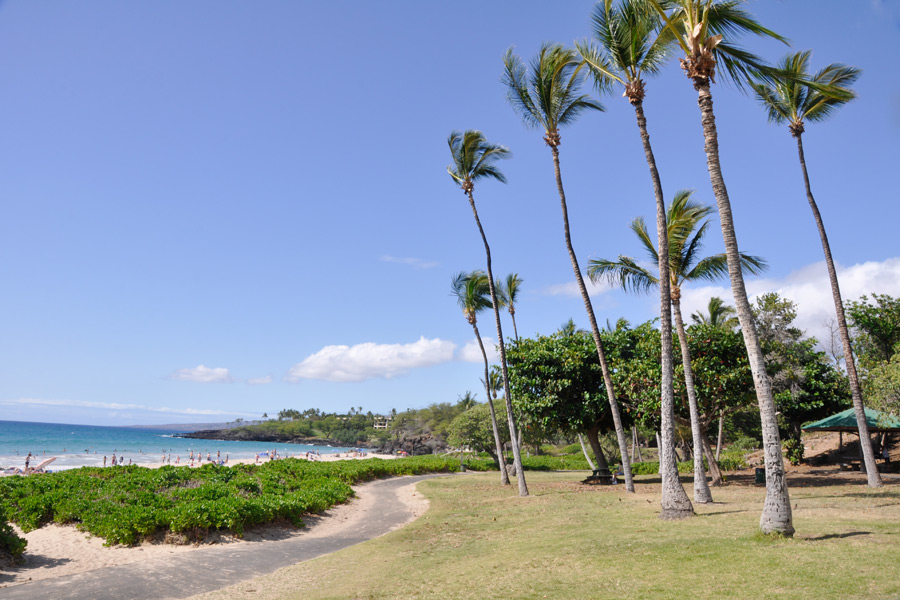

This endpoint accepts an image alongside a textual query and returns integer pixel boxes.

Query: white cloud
[246,375,273,385]
[0,397,252,417]
[285,337,457,383]
[458,337,499,363]
[541,277,611,298]
[679,257,900,346]
[169,365,233,383]
[380,255,438,270]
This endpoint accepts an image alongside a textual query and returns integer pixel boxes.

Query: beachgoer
[207,452,211,462]
[103,456,107,467]
[112,453,117,466]
[176,455,180,464]
[25,453,31,470]
[255,453,259,464]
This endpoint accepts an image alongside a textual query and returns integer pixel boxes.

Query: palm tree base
[660,506,694,520]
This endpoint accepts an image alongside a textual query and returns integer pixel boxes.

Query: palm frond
[587,255,658,295]
[504,43,603,136]
[446,130,511,189]
[629,216,659,264]
[502,48,543,130]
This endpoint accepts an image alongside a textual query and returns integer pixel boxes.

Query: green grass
[191,471,900,600]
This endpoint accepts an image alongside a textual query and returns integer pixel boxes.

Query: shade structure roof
[802,407,900,433]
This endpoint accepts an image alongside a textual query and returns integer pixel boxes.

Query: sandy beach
[0,453,407,590]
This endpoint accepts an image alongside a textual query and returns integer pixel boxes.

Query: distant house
[373,415,393,430]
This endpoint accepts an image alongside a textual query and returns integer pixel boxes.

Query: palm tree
[589,191,766,493]
[495,273,524,341]
[447,131,528,496]
[503,44,635,493]
[751,52,881,487]
[457,391,478,411]
[691,296,739,330]
[450,270,509,484]
[577,0,691,517]
[651,0,794,535]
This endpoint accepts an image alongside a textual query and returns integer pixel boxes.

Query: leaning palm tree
[495,273,524,341]
[651,0,794,535]
[589,190,766,495]
[691,296,739,330]
[751,52,881,486]
[450,270,509,484]
[503,43,634,493]
[447,131,528,496]
[577,0,691,517]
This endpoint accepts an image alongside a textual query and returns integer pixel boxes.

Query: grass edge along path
[188,471,900,600]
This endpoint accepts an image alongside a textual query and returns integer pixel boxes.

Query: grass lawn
[191,470,900,600]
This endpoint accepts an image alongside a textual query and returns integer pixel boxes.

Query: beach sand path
[0,474,438,600]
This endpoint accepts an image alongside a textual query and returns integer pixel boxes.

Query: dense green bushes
[0,506,26,565]
[629,455,747,475]
[0,456,461,547]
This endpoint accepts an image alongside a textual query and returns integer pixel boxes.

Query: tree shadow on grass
[695,508,753,517]
[803,531,871,542]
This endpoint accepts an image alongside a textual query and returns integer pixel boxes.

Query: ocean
[0,420,356,471]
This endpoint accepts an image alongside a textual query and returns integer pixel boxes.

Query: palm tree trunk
[700,429,724,485]
[794,134,882,487]
[467,191,528,496]
[549,143,634,493]
[578,433,596,471]
[672,296,713,502]
[473,321,509,485]
[633,427,643,462]
[716,411,724,461]
[510,312,520,342]
[585,427,611,473]
[693,78,793,535]
[634,101,694,517]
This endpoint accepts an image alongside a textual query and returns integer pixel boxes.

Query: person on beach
[176,455,180,464]
[255,453,259,464]
[25,453,31,470]
[112,453,117,466]
[103,456,107,467]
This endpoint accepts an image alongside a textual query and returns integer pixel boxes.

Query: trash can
[754,467,766,484]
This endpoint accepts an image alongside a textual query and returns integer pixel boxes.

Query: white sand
[0,455,419,590]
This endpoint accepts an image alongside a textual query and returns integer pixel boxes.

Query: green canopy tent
[803,407,900,464]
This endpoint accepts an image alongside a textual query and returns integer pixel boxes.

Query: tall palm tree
[496,273,524,341]
[751,52,881,487]
[447,131,528,496]
[589,190,766,494]
[450,270,509,484]
[691,296,739,330]
[503,44,635,493]
[577,0,691,517]
[651,0,794,535]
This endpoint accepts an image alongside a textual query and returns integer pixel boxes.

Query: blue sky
[1,1,899,426]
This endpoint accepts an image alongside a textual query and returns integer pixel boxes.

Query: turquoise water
[0,420,354,471]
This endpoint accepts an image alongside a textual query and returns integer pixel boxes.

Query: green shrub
[0,506,26,564]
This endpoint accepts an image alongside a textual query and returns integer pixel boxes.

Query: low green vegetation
[191,471,900,600]
[0,506,26,564]
[0,456,464,546]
